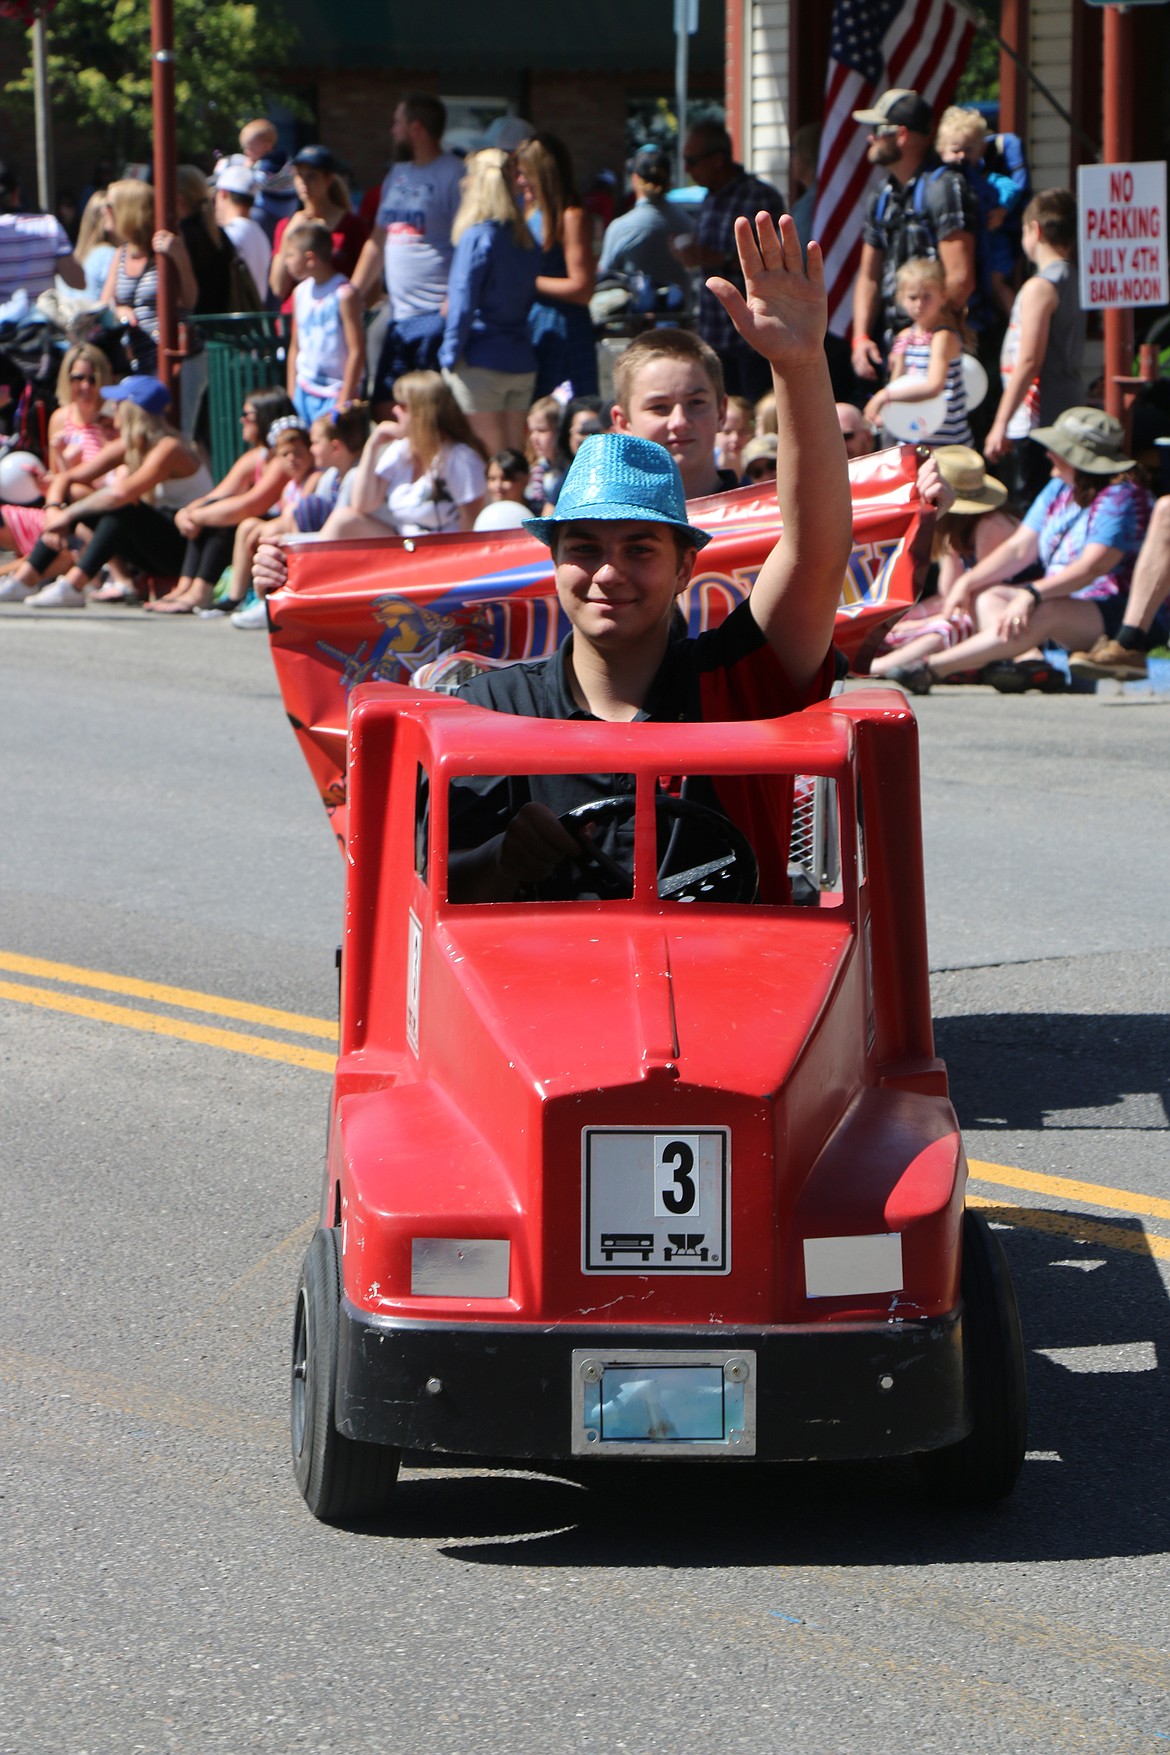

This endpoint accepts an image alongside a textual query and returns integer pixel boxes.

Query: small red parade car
[290,682,1026,1522]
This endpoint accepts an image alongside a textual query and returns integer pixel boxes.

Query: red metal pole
[724,0,744,161]
[1102,5,1133,421]
[998,0,1028,138]
[151,0,179,398]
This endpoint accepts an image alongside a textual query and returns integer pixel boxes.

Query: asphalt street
[1,603,1168,1754]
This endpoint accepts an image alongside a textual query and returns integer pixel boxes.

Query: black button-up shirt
[446,600,835,901]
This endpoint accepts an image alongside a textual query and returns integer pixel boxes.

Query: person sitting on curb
[443,210,852,902]
[870,445,1019,680]
[884,408,1152,694]
[3,375,211,609]
[1070,494,1170,681]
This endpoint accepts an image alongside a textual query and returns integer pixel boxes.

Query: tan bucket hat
[934,445,1008,515]
[1029,407,1135,474]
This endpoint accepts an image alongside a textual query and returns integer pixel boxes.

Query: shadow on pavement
[934,1011,1170,1135]
[342,1210,1170,1568]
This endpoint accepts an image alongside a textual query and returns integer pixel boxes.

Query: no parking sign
[1077,160,1168,308]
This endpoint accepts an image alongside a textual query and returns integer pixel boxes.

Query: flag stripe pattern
[811,0,976,336]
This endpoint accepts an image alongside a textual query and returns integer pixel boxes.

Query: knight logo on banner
[267,448,928,847]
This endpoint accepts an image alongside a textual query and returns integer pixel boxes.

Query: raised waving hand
[705,212,827,369]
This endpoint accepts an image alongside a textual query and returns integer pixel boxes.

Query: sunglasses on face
[70,372,96,384]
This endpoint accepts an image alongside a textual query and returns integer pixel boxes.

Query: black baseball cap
[291,144,340,174]
[852,89,933,134]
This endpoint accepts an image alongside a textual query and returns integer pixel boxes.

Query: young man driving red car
[446,211,853,903]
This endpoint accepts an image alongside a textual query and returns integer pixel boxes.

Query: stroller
[590,269,692,342]
[0,294,66,463]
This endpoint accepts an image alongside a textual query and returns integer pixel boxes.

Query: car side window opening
[414,763,430,883]
[789,775,843,905]
[855,777,867,888]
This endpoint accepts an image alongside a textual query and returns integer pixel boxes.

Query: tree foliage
[2,0,300,162]
[954,0,1001,110]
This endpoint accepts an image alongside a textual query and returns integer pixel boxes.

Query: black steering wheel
[555,793,759,904]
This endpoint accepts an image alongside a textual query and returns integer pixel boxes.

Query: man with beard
[351,93,465,411]
[849,90,975,385]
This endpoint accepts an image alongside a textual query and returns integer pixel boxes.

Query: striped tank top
[113,248,161,371]
[892,324,972,446]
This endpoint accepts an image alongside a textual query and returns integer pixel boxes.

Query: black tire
[919,1208,1028,1507]
[291,1226,400,1522]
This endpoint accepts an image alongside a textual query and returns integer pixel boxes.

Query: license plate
[571,1349,756,1456]
[581,1127,730,1274]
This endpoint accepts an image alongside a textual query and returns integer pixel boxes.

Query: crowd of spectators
[0,85,1165,679]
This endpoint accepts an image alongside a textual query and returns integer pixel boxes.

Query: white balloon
[883,392,949,443]
[473,500,528,532]
[960,353,989,410]
[0,449,43,505]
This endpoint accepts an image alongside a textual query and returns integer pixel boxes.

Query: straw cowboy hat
[934,445,1008,515]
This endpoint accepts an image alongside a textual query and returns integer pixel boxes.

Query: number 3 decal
[654,1135,700,1218]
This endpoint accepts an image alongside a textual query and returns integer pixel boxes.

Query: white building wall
[1029,0,1074,189]
[746,0,791,196]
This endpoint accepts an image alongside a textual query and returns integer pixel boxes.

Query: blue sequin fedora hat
[523,431,712,550]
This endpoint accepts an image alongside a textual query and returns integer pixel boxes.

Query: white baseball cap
[215,163,258,198]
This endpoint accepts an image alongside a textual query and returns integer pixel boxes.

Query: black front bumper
[336,1303,968,1461]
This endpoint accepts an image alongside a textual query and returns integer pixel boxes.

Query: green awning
[282,0,724,74]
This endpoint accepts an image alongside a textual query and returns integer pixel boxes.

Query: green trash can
[192,313,289,482]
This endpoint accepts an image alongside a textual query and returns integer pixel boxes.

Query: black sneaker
[983,658,1067,693]
[884,663,933,695]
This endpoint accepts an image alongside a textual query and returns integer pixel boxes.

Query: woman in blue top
[440,148,539,454]
[886,408,1152,693]
[514,133,598,401]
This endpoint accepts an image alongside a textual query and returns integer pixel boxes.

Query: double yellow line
[969,1161,1170,1263]
[1,948,1167,1262]
[0,949,336,1072]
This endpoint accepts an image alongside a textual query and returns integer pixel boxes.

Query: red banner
[268,446,926,847]
[0,1,57,21]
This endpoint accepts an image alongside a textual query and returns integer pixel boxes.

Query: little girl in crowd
[716,394,755,475]
[292,402,372,533]
[486,449,530,505]
[224,415,316,626]
[525,394,565,508]
[473,447,532,531]
[864,257,971,446]
[230,403,371,628]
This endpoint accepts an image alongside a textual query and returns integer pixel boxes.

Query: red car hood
[440,909,857,1100]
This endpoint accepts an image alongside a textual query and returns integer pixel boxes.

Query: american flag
[810,0,976,336]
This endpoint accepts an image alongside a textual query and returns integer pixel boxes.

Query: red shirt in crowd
[272,209,370,313]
